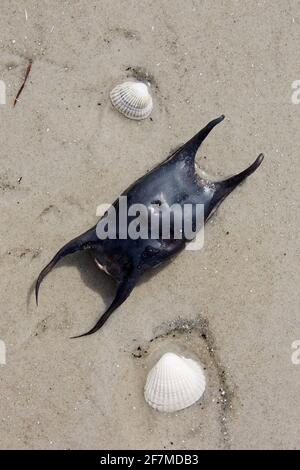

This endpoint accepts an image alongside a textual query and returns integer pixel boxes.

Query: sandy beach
[0,0,299,449]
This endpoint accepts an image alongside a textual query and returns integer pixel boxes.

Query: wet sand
[0,0,299,449]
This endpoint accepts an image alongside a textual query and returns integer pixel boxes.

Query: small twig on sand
[13,60,32,107]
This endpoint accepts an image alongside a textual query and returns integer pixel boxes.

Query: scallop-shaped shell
[110,81,153,120]
[144,352,206,412]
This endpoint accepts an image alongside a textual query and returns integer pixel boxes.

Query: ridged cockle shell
[144,352,206,412]
[110,80,153,120]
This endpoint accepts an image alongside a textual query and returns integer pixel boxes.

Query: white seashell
[144,352,206,412]
[110,81,153,120]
